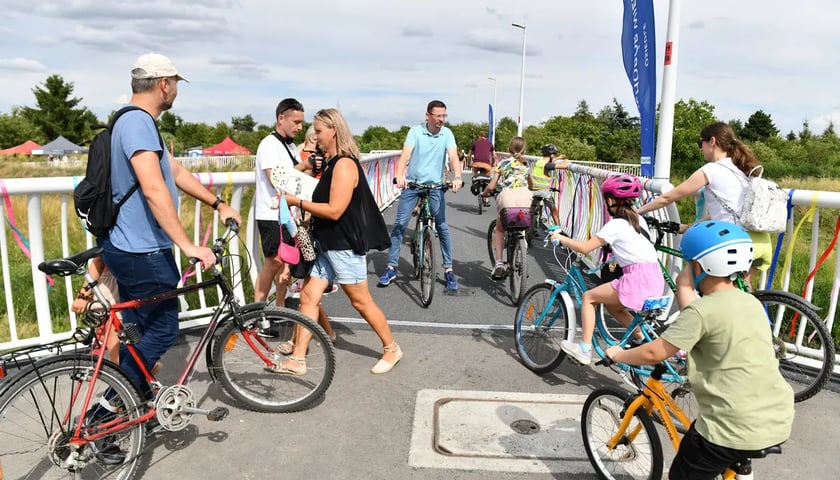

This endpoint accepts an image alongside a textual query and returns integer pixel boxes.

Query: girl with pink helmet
[549,173,664,365]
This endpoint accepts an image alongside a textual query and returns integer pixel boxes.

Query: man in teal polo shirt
[378,100,463,291]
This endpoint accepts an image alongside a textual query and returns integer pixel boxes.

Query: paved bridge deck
[126,183,840,479]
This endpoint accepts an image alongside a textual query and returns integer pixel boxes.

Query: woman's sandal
[268,355,307,375]
[370,341,403,374]
[277,340,295,355]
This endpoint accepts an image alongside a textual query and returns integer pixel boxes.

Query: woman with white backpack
[636,121,774,285]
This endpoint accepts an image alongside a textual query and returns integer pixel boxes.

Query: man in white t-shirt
[254,98,305,306]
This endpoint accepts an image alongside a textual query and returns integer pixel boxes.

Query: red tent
[201,136,251,155]
[0,140,41,155]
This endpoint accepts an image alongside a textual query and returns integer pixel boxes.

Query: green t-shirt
[661,288,794,450]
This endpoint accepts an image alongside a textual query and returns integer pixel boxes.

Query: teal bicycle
[513,230,684,382]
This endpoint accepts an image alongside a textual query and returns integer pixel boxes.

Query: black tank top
[312,156,390,254]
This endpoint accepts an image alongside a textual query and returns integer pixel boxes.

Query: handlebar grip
[596,357,614,367]
[225,218,240,233]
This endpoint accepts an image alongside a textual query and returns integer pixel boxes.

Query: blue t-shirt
[404,124,456,184]
[109,109,178,252]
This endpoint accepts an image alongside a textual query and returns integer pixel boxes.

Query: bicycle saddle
[740,443,783,459]
[38,246,104,276]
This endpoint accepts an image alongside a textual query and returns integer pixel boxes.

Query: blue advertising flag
[488,104,495,144]
[621,0,656,176]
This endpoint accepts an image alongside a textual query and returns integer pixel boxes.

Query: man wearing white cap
[100,53,242,404]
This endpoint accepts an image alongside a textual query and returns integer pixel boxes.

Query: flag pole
[653,0,681,180]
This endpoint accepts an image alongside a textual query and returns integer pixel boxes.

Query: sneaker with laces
[561,340,592,365]
[490,262,507,280]
[444,271,459,291]
[377,267,397,287]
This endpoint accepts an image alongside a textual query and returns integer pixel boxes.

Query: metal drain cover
[510,419,540,435]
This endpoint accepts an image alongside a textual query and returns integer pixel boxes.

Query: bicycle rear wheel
[514,283,570,373]
[0,356,147,480]
[509,236,528,305]
[486,219,497,265]
[753,290,835,402]
[212,306,336,413]
[419,227,435,307]
[581,387,663,480]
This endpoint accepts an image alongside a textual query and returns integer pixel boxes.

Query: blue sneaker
[377,267,397,287]
[444,271,459,291]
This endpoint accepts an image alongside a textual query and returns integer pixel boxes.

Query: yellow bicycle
[580,360,782,479]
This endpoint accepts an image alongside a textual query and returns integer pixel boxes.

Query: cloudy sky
[2,0,838,138]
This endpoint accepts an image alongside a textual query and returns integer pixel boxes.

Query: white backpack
[709,165,789,233]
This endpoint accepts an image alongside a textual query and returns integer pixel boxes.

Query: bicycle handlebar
[643,216,681,245]
[402,180,452,192]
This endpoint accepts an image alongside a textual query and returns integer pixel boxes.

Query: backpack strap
[271,131,299,166]
[109,106,166,207]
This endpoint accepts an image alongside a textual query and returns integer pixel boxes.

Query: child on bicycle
[528,144,565,226]
[482,136,532,279]
[549,174,663,365]
[604,221,794,479]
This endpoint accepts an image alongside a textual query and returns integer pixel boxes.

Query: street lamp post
[487,76,497,143]
[512,23,527,136]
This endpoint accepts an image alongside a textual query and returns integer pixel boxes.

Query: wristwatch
[211,197,224,210]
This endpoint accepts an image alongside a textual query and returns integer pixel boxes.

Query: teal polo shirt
[405,124,456,184]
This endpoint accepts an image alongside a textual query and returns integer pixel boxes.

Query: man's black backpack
[74,106,164,237]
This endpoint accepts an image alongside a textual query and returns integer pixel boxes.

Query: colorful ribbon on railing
[778,192,818,292]
[0,178,55,287]
[799,213,840,308]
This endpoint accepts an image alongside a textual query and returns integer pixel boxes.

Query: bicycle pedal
[206,407,229,422]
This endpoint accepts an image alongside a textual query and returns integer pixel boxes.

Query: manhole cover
[510,419,540,435]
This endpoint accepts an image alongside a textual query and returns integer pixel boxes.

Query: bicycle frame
[66,263,241,446]
[606,365,745,480]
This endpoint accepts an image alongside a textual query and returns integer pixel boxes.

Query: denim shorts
[311,248,368,285]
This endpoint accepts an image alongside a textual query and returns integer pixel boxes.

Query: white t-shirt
[700,157,747,224]
[596,216,657,267]
[254,134,300,221]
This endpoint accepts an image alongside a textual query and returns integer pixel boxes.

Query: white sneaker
[561,340,592,365]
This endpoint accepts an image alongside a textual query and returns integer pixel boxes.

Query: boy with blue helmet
[605,221,793,479]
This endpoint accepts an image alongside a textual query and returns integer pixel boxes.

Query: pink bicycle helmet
[601,174,642,200]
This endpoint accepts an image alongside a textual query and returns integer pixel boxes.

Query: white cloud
[0,0,837,140]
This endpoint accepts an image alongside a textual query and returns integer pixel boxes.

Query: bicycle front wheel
[581,388,663,480]
[754,290,836,402]
[509,236,528,305]
[514,283,570,373]
[211,306,336,413]
[0,356,147,480]
[419,227,435,307]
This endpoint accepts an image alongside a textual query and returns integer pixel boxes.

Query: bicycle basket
[500,208,532,229]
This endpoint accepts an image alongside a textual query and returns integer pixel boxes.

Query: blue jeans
[100,238,180,397]
[386,188,453,269]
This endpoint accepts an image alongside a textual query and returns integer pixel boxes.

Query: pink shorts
[610,262,664,312]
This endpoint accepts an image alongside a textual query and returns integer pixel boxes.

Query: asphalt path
[126,175,840,480]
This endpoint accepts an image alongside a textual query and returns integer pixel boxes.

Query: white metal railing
[552,161,839,369]
[0,152,401,351]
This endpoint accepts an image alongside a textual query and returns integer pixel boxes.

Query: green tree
[822,121,836,140]
[20,75,98,144]
[231,114,257,132]
[799,121,813,141]
[740,110,779,142]
[159,111,184,136]
[0,110,44,148]
[668,99,717,177]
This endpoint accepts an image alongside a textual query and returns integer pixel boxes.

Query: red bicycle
[0,220,335,479]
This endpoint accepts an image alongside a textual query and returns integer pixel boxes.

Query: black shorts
[669,423,745,480]
[257,220,285,259]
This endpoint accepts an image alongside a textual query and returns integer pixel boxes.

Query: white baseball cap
[131,53,188,82]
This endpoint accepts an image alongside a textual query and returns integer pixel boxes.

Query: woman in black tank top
[280,108,401,375]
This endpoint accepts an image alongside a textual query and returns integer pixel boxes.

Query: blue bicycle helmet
[680,221,753,287]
